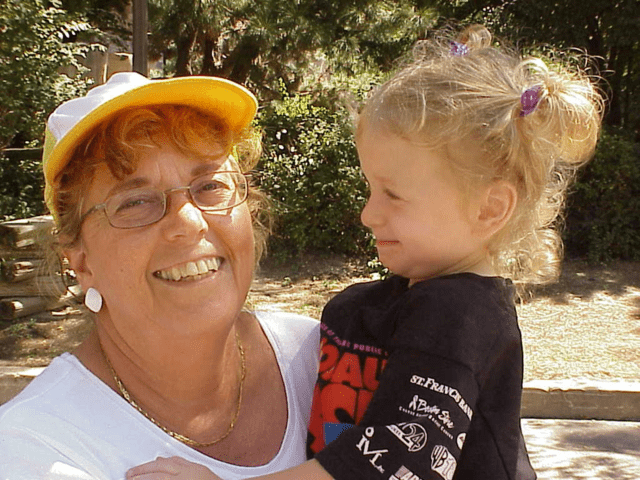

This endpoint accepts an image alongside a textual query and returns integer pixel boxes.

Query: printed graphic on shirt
[355,427,388,474]
[409,375,473,420]
[323,422,354,445]
[399,394,455,440]
[386,422,428,452]
[308,325,388,455]
[389,465,423,480]
[456,433,466,450]
[431,445,457,480]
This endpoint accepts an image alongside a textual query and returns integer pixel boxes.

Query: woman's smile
[154,256,222,282]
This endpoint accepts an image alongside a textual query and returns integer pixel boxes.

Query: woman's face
[67,138,255,339]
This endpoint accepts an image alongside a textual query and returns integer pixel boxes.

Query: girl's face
[358,126,489,284]
[67,138,255,342]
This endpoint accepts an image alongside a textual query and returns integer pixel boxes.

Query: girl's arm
[126,457,333,480]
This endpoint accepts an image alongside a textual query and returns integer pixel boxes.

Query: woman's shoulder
[0,353,103,429]
[253,310,320,366]
[254,309,319,339]
[252,310,319,406]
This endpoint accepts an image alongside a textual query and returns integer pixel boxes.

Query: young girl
[127,24,603,480]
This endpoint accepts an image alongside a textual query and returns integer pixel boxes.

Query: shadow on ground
[523,419,640,480]
[526,259,640,305]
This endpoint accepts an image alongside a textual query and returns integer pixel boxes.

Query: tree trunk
[221,36,261,84]
[200,35,217,76]
[175,30,196,77]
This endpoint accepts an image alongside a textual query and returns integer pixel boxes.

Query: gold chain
[100,332,246,448]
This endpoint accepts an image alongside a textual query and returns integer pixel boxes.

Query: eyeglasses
[80,171,249,229]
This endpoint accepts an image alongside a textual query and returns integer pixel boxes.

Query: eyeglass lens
[103,172,248,228]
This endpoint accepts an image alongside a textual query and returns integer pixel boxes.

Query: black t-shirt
[307,273,536,480]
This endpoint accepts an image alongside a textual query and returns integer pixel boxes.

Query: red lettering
[363,356,382,391]
[331,352,363,388]
[319,342,339,381]
[356,388,373,424]
[307,383,325,453]
[308,382,359,453]
[322,383,357,424]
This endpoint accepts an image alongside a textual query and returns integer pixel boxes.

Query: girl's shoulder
[326,275,409,310]
[392,273,521,362]
[408,273,515,312]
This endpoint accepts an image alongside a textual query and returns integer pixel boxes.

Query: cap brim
[44,76,257,189]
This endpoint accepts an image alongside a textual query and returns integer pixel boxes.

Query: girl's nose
[360,196,381,229]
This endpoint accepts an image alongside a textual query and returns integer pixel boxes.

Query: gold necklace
[101,332,246,448]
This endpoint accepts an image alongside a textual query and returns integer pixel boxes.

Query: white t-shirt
[0,311,320,480]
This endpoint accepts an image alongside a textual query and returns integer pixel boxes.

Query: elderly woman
[0,72,319,479]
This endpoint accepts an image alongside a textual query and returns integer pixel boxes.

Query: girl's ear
[473,181,517,239]
[63,242,94,290]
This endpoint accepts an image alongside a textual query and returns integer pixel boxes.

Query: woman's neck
[73,312,246,441]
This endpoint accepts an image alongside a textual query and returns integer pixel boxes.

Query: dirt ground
[1,256,639,383]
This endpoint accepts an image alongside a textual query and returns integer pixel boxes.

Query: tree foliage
[257,85,370,257]
[565,129,640,261]
[148,0,436,98]
[0,150,46,221]
[60,0,131,46]
[0,0,98,149]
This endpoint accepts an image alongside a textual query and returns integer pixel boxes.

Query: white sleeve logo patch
[356,427,388,473]
[410,375,473,420]
[431,445,457,480]
[389,465,423,480]
[386,422,428,452]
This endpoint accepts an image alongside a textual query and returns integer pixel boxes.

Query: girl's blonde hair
[52,104,271,262]
[357,25,604,285]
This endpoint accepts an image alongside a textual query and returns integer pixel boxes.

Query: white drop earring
[84,287,103,313]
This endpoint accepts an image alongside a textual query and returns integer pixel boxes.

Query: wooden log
[0,246,46,260]
[0,259,46,282]
[0,216,53,249]
[0,288,80,321]
[0,276,67,297]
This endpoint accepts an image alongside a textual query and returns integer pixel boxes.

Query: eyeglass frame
[79,170,250,229]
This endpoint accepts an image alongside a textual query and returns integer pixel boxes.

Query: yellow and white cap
[43,72,258,220]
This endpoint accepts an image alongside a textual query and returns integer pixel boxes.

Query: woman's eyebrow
[105,158,232,198]
[106,177,149,197]
[191,156,234,177]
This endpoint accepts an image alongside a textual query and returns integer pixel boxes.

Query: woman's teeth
[156,258,221,281]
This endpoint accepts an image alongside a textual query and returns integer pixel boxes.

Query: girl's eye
[384,188,402,201]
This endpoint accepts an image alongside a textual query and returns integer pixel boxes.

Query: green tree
[0,0,102,220]
[60,0,131,47]
[0,0,98,149]
[148,0,436,98]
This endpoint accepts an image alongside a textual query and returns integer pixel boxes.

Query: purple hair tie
[450,41,469,56]
[520,85,542,117]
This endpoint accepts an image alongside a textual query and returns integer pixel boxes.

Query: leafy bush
[564,128,640,262]
[0,149,46,221]
[256,90,372,258]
